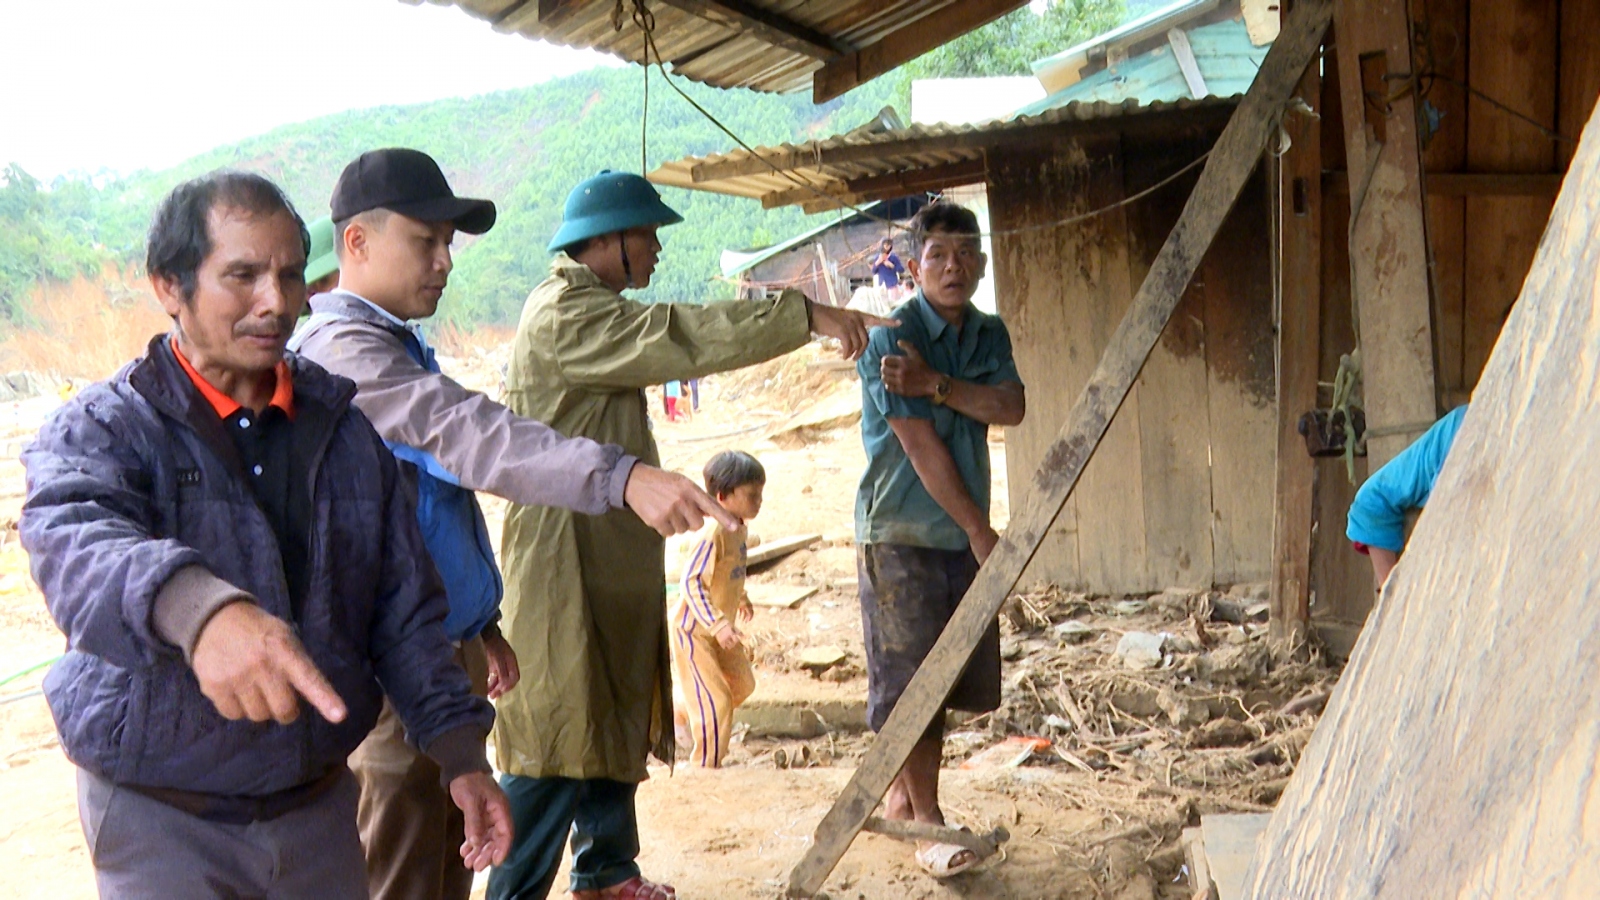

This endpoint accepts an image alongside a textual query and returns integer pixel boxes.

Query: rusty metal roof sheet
[647,93,1238,211]
[402,0,1027,98]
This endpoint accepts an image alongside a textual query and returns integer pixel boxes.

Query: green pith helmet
[305,216,338,284]
[547,170,684,254]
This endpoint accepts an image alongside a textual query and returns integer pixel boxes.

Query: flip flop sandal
[572,876,678,900]
[915,839,981,879]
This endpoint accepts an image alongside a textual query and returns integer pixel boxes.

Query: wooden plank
[1559,0,1600,169]
[1168,28,1211,100]
[1426,195,1466,401]
[785,4,1333,893]
[1463,0,1558,392]
[1416,0,1465,410]
[747,584,818,609]
[988,145,1086,592]
[651,0,848,60]
[1201,813,1273,898]
[1332,0,1439,467]
[1242,91,1600,898]
[1307,184,1376,626]
[1417,0,1468,176]
[1201,169,1276,585]
[1241,0,1280,45]
[1070,139,1149,595]
[1129,130,1214,591]
[1324,171,1565,196]
[1423,172,1563,196]
[1270,57,1322,639]
[811,0,1029,104]
[746,533,822,567]
[1183,827,1217,899]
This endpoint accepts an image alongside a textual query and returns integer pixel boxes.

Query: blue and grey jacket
[21,335,493,795]
[290,291,638,641]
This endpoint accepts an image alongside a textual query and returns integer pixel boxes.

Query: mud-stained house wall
[987,121,1276,594]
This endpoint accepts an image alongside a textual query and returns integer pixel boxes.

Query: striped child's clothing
[671,520,756,767]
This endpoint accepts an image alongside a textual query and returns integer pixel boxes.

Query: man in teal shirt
[855,202,1026,879]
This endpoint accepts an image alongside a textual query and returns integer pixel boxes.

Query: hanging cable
[616,0,1243,242]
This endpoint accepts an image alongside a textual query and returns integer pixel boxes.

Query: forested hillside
[1,0,1126,329]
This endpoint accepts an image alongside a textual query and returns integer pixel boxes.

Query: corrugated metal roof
[403,0,1021,97]
[648,93,1239,209]
[1016,18,1267,117]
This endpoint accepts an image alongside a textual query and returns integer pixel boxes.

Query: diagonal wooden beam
[652,0,850,59]
[783,1,1334,894]
[811,0,1029,104]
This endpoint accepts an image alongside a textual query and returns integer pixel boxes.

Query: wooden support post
[814,243,841,307]
[784,2,1333,894]
[1331,0,1438,467]
[1269,43,1323,642]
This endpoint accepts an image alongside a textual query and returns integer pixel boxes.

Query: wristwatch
[931,375,953,406]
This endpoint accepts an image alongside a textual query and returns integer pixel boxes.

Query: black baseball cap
[330,148,496,235]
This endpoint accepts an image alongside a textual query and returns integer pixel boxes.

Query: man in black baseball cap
[331,146,496,235]
[293,148,730,900]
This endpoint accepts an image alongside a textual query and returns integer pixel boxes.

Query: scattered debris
[1054,619,1096,643]
[1115,631,1169,670]
[959,736,1053,770]
[795,646,848,674]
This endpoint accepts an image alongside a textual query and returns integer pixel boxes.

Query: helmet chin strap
[618,232,636,289]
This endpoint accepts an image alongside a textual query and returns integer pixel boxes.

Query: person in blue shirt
[1347,404,1469,587]
[855,202,1026,878]
[871,238,905,291]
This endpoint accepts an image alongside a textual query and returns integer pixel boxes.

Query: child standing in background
[672,451,764,767]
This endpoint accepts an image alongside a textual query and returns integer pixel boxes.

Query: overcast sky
[0,0,617,180]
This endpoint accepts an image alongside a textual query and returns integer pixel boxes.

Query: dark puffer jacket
[21,335,493,796]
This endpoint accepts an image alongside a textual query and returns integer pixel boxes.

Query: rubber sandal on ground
[572,876,678,900]
[915,838,980,878]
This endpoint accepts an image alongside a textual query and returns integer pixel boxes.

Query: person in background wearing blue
[1347,405,1469,588]
[871,238,905,295]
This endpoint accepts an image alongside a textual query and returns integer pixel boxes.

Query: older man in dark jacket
[21,170,511,898]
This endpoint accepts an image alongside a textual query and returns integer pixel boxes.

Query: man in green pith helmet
[303,216,340,295]
[486,171,892,900]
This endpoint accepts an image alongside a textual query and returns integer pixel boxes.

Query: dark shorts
[857,542,1002,734]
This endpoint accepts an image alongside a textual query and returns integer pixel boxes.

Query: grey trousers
[76,767,369,899]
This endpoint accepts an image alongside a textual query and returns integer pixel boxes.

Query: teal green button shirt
[855,292,1022,551]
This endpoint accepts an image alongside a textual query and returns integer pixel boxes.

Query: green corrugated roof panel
[1014,18,1267,119]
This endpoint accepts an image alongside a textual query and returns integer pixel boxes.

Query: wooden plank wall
[990,125,1276,594]
[1243,91,1600,896]
[1418,0,1600,403]
[1309,0,1600,630]
[1308,43,1379,635]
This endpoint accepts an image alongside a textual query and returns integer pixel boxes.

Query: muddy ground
[0,340,1336,899]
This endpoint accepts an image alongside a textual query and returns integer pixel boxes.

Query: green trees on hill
[0,166,109,320]
[1,0,1134,328]
[1,66,899,327]
[900,0,1126,79]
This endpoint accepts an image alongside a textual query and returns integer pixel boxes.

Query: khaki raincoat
[494,254,809,781]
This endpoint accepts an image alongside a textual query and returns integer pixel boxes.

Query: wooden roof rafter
[410,0,1035,97]
[811,0,1030,102]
